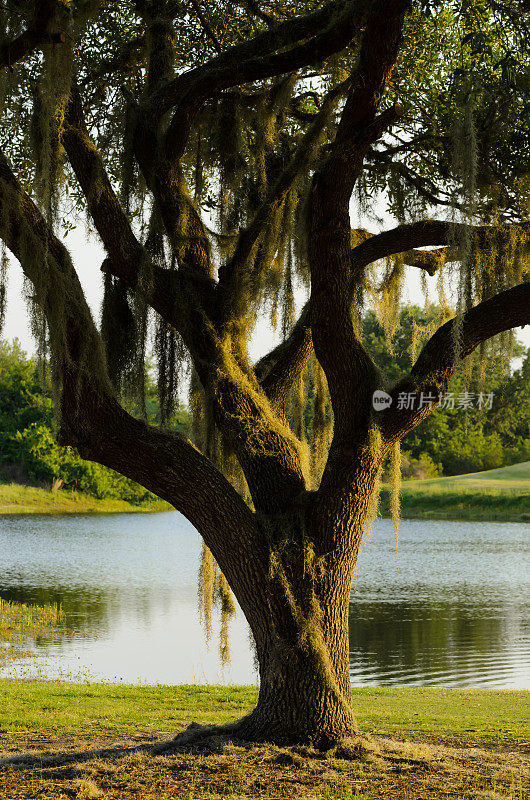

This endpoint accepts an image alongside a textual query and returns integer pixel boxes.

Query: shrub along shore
[1,460,528,519]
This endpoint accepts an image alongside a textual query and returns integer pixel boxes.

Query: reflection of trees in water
[348,599,528,681]
[0,583,177,645]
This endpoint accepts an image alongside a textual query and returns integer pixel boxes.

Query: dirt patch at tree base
[0,729,528,799]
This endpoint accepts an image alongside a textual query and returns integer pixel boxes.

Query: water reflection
[348,599,529,687]
[0,513,528,687]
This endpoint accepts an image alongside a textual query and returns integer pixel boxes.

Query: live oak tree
[0,0,529,748]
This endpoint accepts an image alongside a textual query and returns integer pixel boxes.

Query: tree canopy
[0,0,529,747]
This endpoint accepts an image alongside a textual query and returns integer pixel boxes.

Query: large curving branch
[350,227,449,275]
[309,0,410,453]
[0,144,260,580]
[378,281,530,442]
[351,219,530,271]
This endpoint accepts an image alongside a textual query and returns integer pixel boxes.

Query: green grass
[381,461,530,522]
[0,682,527,744]
[1,463,527,519]
[0,483,171,514]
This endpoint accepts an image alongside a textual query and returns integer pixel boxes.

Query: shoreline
[0,483,171,515]
[0,682,528,743]
[0,461,528,520]
[1,683,527,800]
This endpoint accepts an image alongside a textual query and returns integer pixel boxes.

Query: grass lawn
[0,682,528,744]
[0,483,171,514]
[380,461,530,522]
[0,682,528,799]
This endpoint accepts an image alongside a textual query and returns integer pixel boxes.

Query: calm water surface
[0,513,528,687]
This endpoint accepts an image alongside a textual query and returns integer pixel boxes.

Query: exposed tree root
[150,719,379,762]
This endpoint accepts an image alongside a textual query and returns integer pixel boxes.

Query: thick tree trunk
[238,627,357,747]
[234,505,366,748]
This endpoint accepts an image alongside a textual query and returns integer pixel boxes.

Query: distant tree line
[295,305,530,480]
[1,306,528,500]
[0,339,190,500]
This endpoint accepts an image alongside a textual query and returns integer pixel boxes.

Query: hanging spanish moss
[198,543,237,665]
[390,441,401,554]
[364,466,382,541]
[450,86,478,360]
[155,316,186,428]
[129,293,149,419]
[29,6,74,226]
[0,242,7,334]
[189,367,210,454]
[22,274,49,389]
[216,571,237,666]
[376,255,404,349]
[120,101,138,215]
[198,543,215,642]
[100,268,135,392]
[280,245,296,340]
[193,128,204,202]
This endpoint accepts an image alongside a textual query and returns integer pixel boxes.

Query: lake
[0,512,528,688]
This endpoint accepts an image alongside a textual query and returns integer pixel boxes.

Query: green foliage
[363,306,530,476]
[0,339,189,501]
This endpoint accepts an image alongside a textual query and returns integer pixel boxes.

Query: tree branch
[0,1,64,70]
[350,227,448,275]
[254,303,313,408]
[160,0,366,162]
[309,0,410,453]
[351,219,530,271]
[378,282,530,442]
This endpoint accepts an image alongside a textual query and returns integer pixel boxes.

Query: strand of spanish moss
[450,88,478,362]
[280,242,296,339]
[390,441,401,555]
[30,6,74,228]
[215,571,237,667]
[198,542,237,664]
[376,255,404,350]
[120,101,137,214]
[364,466,382,541]
[198,543,215,642]
[0,241,7,334]
[100,270,135,392]
[193,127,204,202]
[189,367,206,451]
[155,319,185,427]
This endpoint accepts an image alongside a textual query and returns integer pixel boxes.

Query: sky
[2,217,529,363]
